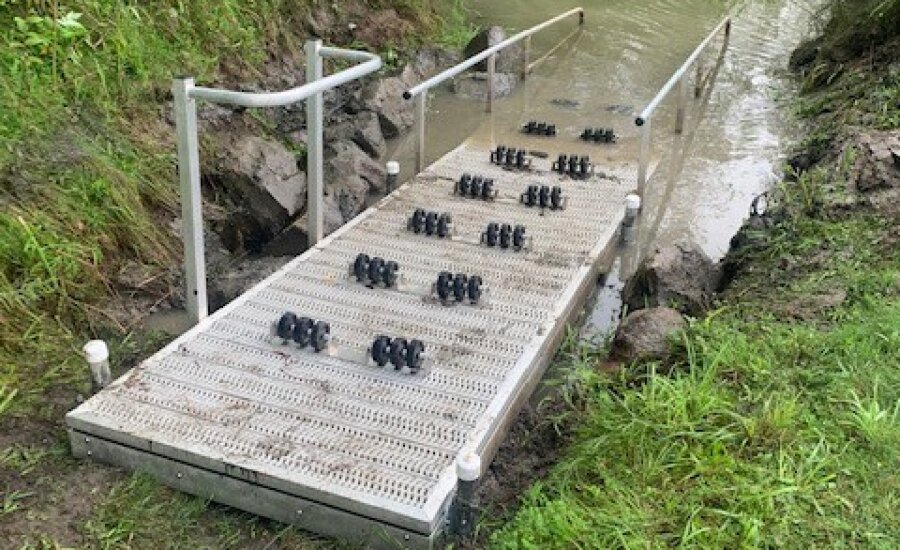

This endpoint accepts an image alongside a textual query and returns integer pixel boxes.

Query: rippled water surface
[388,0,819,336]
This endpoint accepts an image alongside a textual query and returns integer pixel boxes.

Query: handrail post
[415,92,427,173]
[173,76,208,324]
[675,73,688,134]
[305,39,324,246]
[522,36,532,78]
[486,53,496,113]
[637,117,651,196]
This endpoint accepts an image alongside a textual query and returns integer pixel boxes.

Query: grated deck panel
[66,144,635,547]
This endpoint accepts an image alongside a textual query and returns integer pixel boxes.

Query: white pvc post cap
[456,451,482,482]
[83,340,109,364]
[386,160,400,175]
[625,194,642,210]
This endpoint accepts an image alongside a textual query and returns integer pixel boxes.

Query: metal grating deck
[66,143,635,548]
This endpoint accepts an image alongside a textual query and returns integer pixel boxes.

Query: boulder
[262,197,344,256]
[463,26,524,74]
[612,307,687,363]
[624,242,721,316]
[326,139,386,192]
[349,111,386,158]
[208,255,293,311]
[850,131,900,193]
[408,47,462,81]
[454,72,519,100]
[209,135,306,252]
[359,76,414,138]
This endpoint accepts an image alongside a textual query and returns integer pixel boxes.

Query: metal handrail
[404,7,585,171]
[634,16,731,194]
[173,41,382,324]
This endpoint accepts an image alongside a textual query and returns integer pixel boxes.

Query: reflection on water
[388,0,817,336]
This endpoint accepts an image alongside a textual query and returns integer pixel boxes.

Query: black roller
[467,275,483,304]
[551,186,563,210]
[437,214,451,238]
[457,173,472,196]
[470,176,483,199]
[406,339,425,371]
[409,208,426,233]
[516,149,526,169]
[581,128,593,141]
[505,147,516,167]
[452,273,468,302]
[554,154,567,173]
[568,154,579,175]
[539,185,551,208]
[425,211,438,235]
[353,253,370,282]
[522,184,538,206]
[389,337,408,369]
[367,256,384,285]
[481,179,494,200]
[372,335,391,367]
[293,316,313,347]
[579,155,591,178]
[484,222,499,247]
[436,271,453,301]
[499,223,512,249]
[546,124,557,136]
[382,261,399,287]
[310,320,330,352]
[513,225,527,250]
[276,312,297,340]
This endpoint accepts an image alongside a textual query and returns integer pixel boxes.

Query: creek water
[388,0,820,339]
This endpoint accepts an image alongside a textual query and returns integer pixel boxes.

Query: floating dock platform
[66,143,635,548]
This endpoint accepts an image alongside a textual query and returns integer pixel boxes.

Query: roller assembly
[407,208,452,238]
[489,145,531,170]
[351,253,399,288]
[521,184,566,210]
[521,121,557,137]
[552,153,592,179]
[455,174,497,201]
[370,335,426,373]
[580,127,617,143]
[274,312,331,352]
[434,272,483,305]
[481,222,528,251]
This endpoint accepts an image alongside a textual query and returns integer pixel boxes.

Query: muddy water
[389,0,818,338]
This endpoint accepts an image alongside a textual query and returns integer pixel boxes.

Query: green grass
[488,3,900,547]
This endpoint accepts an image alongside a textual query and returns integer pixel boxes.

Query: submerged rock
[624,241,721,316]
[464,26,524,74]
[359,76,415,138]
[454,71,519,100]
[612,307,687,363]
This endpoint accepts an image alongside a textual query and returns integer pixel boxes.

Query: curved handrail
[403,7,584,99]
[635,15,730,126]
[189,47,382,108]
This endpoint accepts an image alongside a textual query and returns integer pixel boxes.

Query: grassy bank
[0,0,470,419]
[490,2,900,548]
[0,1,471,546]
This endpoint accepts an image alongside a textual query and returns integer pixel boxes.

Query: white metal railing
[173,41,381,324]
[403,7,585,172]
[634,16,732,194]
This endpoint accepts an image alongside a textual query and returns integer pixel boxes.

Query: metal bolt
[84,437,90,443]
[404,534,410,541]
[177,472,183,479]
[297,510,303,516]
[86,450,92,456]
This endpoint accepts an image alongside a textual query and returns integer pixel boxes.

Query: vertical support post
[415,92,427,173]
[675,74,688,134]
[305,39,324,246]
[694,59,703,98]
[172,77,208,324]
[522,36,532,78]
[486,53,496,113]
[637,117,652,196]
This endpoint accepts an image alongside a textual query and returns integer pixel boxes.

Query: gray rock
[454,72,519,100]
[211,135,306,236]
[409,47,462,81]
[359,76,414,138]
[851,131,900,193]
[624,242,721,316]
[464,26,524,74]
[612,307,687,363]
[262,197,344,256]
[350,111,386,158]
[326,139,387,193]
[208,255,293,311]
